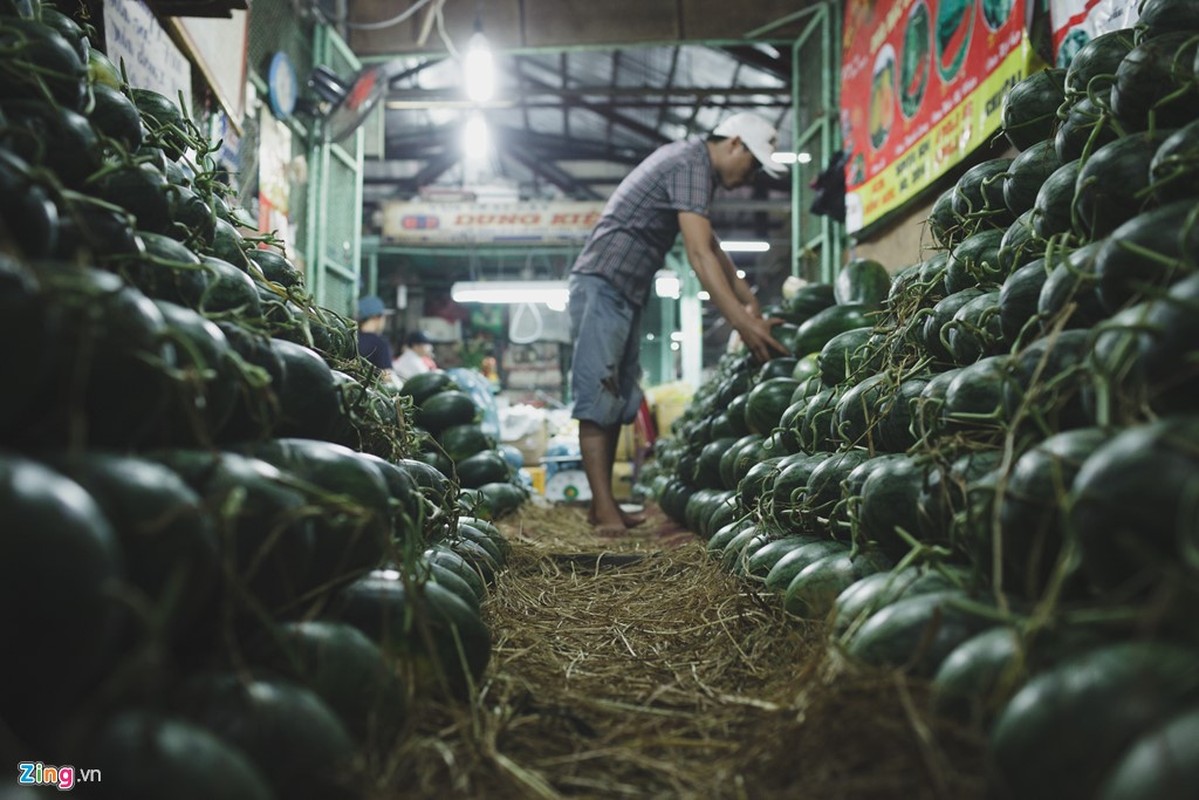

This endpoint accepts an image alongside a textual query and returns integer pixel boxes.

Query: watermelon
[763,540,849,593]
[990,641,1199,800]
[249,619,408,744]
[944,290,1002,365]
[845,589,996,676]
[952,158,1015,231]
[998,260,1049,348]
[1109,33,1199,132]
[997,209,1046,275]
[998,427,1109,598]
[929,187,965,249]
[781,283,837,324]
[830,563,968,638]
[1037,241,1105,332]
[1139,271,1199,414]
[1055,97,1122,164]
[89,711,274,800]
[1002,68,1067,151]
[743,535,822,580]
[334,571,492,697]
[1095,200,1199,312]
[1003,140,1063,217]
[817,327,877,387]
[1099,705,1199,800]
[923,288,986,363]
[417,390,479,433]
[791,304,874,358]
[173,674,355,800]
[832,372,889,447]
[1072,131,1173,239]
[1062,29,1136,101]
[856,455,932,557]
[1031,159,1083,241]
[834,258,892,309]
[744,377,801,435]
[1149,118,1199,204]
[875,377,930,453]
[1069,417,1199,592]
[782,549,892,619]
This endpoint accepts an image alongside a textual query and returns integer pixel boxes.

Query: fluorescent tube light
[654,271,680,299]
[462,112,490,159]
[463,31,495,103]
[720,241,770,253]
[451,280,569,306]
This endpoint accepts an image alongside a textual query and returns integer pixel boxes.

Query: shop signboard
[103,0,192,109]
[841,0,1035,233]
[381,200,605,245]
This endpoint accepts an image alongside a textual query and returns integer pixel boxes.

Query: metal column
[305,25,365,316]
[787,1,844,284]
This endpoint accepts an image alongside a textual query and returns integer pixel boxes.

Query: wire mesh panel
[320,151,360,316]
[247,0,315,87]
[307,25,364,318]
[791,1,843,282]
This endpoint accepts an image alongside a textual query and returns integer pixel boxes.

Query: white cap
[712,112,786,177]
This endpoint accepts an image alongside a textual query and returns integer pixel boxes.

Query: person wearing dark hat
[356,295,394,371]
[568,111,791,537]
[393,329,437,380]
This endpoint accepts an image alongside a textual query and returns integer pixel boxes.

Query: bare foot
[593,523,628,539]
[589,510,646,528]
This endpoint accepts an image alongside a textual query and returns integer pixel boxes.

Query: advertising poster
[842,0,1036,233]
[1049,0,1140,66]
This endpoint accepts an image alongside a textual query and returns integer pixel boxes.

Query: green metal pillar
[790,1,844,284]
[305,25,365,316]
[674,251,703,389]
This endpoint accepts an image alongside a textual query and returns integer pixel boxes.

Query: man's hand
[737,315,790,364]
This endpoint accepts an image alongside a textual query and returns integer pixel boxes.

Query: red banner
[841,0,1035,232]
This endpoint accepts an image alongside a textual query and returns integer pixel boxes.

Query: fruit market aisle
[375,502,987,799]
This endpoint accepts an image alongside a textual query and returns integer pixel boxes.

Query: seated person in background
[356,295,394,371]
[393,330,437,379]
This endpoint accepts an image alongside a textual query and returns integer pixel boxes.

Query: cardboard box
[524,465,546,495]
[612,461,636,501]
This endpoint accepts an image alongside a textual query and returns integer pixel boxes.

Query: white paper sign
[103,0,193,109]
[1050,0,1141,66]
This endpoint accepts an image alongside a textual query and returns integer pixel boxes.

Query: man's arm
[710,231,761,315]
[678,211,787,363]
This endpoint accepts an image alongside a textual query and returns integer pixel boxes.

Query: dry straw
[365,503,987,799]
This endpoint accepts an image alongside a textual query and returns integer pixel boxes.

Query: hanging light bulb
[463,28,495,103]
[462,111,491,160]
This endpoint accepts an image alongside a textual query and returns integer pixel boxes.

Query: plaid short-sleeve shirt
[570,138,715,307]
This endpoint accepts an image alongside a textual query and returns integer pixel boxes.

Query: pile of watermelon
[0,3,524,796]
[641,2,1199,796]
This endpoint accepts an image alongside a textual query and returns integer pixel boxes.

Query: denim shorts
[568,273,644,426]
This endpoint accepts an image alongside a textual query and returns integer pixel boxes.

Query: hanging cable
[509,302,546,345]
[326,0,438,32]
[435,2,461,59]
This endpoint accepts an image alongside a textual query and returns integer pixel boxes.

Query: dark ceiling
[329,0,823,295]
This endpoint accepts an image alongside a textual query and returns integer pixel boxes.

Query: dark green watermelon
[1032,159,1083,241]
[1095,200,1199,312]
[1072,130,1173,239]
[1002,68,1067,151]
[1004,140,1064,217]
[834,258,891,309]
[1149,118,1199,204]
[1109,33,1199,132]
[998,259,1049,347]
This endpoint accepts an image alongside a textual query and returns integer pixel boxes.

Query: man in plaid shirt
[568,112,789,536]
